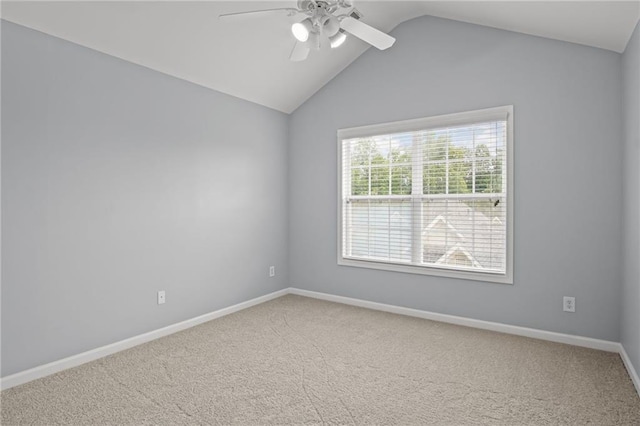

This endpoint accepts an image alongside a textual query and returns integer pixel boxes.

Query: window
[338,106,513,284]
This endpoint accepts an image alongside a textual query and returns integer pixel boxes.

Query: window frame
[337,105,514,284]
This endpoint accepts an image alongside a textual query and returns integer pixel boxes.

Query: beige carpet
[1,295,639,425]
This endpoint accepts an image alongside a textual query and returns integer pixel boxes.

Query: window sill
[338,257,513,285]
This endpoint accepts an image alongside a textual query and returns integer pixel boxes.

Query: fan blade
[340,17,395,50]
[289,41,310,62]
[219,8,298,20]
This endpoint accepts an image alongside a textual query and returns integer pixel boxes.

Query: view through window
[338,106,513,283]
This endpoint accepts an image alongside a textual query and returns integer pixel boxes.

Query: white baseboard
[0,288,289,391]
[2,286,635,395]
[620,344,640,396]
[288,288,621,353]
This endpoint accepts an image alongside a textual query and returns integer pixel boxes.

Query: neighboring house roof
[423,215,466,242]
[422,200,505,271]
[435,245,483,269]
[347,198,505,270]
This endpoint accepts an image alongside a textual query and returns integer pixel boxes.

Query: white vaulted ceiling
[2,1,639,113]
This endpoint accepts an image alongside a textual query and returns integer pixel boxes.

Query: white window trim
[336,105,514,285]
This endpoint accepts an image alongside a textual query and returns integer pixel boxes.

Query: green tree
[447,145,471,194]
[350,139,412,196]
[423,135,472,195]
[390,146,411,195]
[350,139,380,195]
[351,137,502,197]
[474,144,503,194]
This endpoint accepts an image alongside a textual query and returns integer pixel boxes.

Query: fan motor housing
[298,0,339,14]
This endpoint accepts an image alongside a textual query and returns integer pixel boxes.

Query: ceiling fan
[219,0,396,62]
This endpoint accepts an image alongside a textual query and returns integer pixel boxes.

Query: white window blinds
[338,106,513,283]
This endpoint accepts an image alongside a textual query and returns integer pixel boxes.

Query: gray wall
[289,16,624,341]
[622,21,640,375]
[1,21,289,377]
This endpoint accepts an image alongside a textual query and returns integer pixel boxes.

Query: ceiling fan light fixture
[224,0,396,62]
[292,18,313,42]
[330,30,347,48]
[322,15,340,37]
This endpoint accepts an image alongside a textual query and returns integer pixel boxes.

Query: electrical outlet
[269,266,275,277]
[563,296,575,313]
[158,290,166,305]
